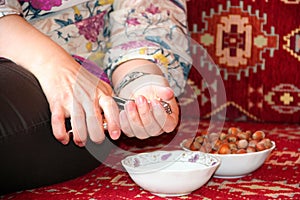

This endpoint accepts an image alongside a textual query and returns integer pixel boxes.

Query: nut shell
[218,144,231,154]
[252,131,265,140]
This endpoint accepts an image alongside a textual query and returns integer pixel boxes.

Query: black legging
[0,58,112,195]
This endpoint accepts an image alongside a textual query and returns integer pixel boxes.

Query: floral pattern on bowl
[122,150,219,173]
[121,150,221,197]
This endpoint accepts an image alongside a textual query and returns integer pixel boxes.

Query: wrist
[114,71,151,96]
[117,74,169,99]
[112,59,163,87]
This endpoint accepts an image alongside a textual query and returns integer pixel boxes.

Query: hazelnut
[218,143,231,154]
[252,131,265,140]
[199,145,207,153]
[219,132,227,140]
[245,130,252,136]
[190,143,199,151]
[203,142,212,153]
[227,135,238,143]
[246,146,256,153]
[248,139,258,148]
[228,142,238,151]
[231,149,238,154]
[210,150,217,154]
[208,132,219,144]
[192,140,202,150]
[256,140,266,151]
[188,127,272,155]
[236,149,247,154]
[237,132,250,140]
[212,139,222,151]
[237,139,248,149]
[228,127,241,135]
[261,138,273,149]
[195,136,204,144]
[201,130,208,136]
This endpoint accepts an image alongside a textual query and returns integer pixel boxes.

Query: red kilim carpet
[1,120,299,200]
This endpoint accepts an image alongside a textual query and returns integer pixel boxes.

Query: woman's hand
[39,60,121,147]
[112,59,179,139]
[0,15,121,146]
[119,85,179,139]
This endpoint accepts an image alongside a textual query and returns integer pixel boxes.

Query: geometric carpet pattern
[2,120,299,199]
[187,0,300,123]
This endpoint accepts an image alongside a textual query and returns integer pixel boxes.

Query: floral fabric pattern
[75,11,107,42]
[0,0,191,96]
[20,0,62,11]
[106,0,192,95]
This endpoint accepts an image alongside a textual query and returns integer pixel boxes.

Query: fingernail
[125,100,136,111]
[136,96,146,105]
[77,142,85,147]
[62,139,69,145]
[111,130,120,140]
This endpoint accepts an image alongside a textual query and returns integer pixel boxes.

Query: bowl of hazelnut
[180,127,276,178]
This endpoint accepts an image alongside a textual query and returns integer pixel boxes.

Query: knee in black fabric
[0,58,109,195]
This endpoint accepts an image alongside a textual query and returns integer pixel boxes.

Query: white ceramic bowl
[121,150,220,197]
[180,139,276,178]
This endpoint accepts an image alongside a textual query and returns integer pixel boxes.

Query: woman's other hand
[0,15,121,146]
[112,60,179,139]
[120,86,179,139]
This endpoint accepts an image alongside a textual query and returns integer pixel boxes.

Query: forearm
[104,0,191,96]
[0,15,79,78]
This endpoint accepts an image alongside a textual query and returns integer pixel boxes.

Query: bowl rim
[121,150,221,174]
[180,139,276,157]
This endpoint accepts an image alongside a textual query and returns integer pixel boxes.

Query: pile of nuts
[189,127,273,154]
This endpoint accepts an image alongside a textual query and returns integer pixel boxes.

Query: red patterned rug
[1,120,299,200]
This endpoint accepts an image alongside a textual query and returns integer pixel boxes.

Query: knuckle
[123,130,134,138]
[99,96,114,107]
[91,136,105,144]
[148,128,162,137]
[130,114,141,124]
[51,113,63,124]
[121,124,132,135]
[137,134,150,140]
[164,124,176,133]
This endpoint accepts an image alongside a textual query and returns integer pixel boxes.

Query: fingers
[151,86,179,133]
[85,100,105,144]
[71,100,88,147]
[123,100,150,139]
[54,95,121,146]
[51,104,70,145]
[121,96,166,139]
[151,98,179,133]
[99,95,121,140]
[50,76,177,146]
[85,96,121,144]
[72,95,121,145]
[119,110,135,137]
[135,96,162,136]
